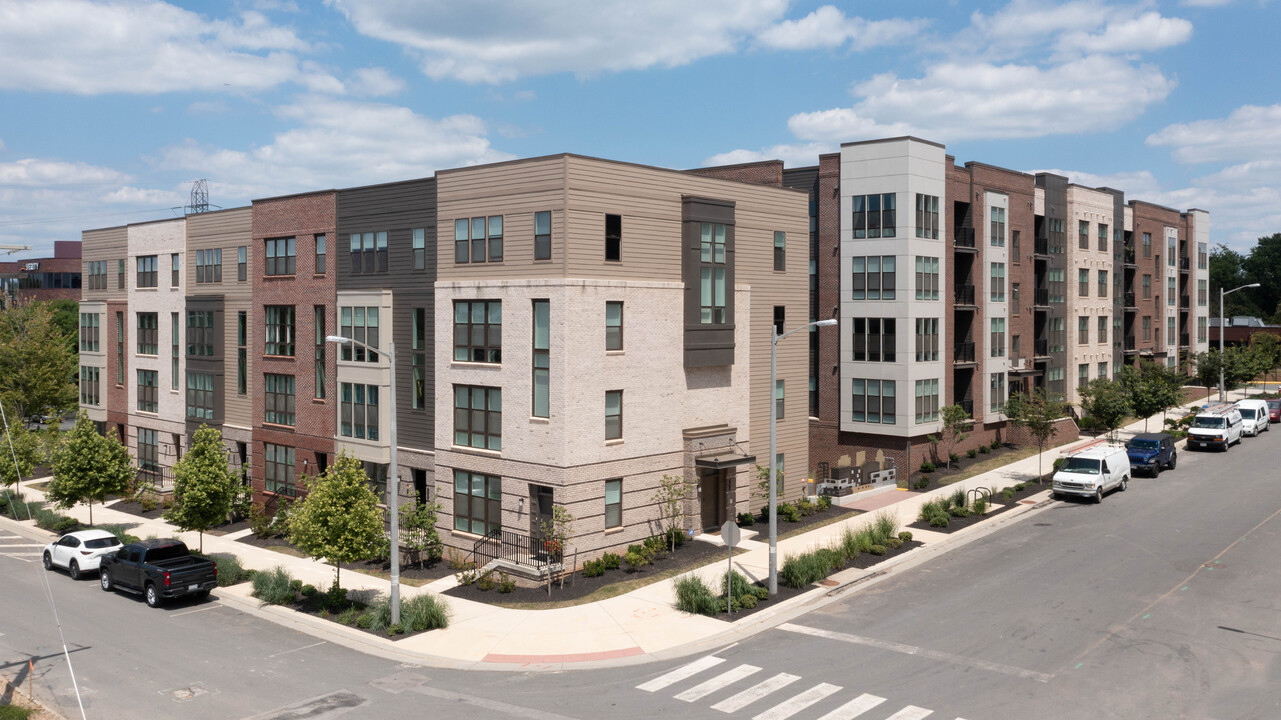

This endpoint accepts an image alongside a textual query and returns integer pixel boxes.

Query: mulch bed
[252,591,440,642]
[739,503,859,537]
[906,482,1048,535]
[106,498,164,520]
[234,532,451,583]
[902,443,1026,490]
[206,519,251,537]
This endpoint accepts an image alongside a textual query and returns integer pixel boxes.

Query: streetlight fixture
[768,318,838,595]
[326,334,400,625]
[1219,283,1260,402]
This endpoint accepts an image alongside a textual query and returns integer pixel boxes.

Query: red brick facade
[685,159,784,187]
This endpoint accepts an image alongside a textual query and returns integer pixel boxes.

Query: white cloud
[1146,104,1281,163]
[329,0,789,83]
[702,142,835,168]
[1178,0,1233,6]
[100,186,184,205]
[755,6,927,51]
[1057,11,1193,53]
[0,158,128,186]
[0,0,308,94]
[349,67,405,97]
[1033,168,1164,197]
[966,1,1193,59]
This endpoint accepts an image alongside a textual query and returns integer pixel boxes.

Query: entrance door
[531,485,554,538]
[700,469,726,531]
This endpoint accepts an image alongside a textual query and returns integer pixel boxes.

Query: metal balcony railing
[954,341,975,363]
[1123,246,1136,265]
[1034,237,1050,256]
[1034,288,1050,306]
[959,399,974,418]
[1034,338,1049,357]
[1180,256,1191,271]
[1124,336,1137,351]
[1123,292,1136,308]
[136,465,174,492]
[954,284,976,305]
[1180,334,1190,346]
[1180,295,1190,309]
[954,227,976,248]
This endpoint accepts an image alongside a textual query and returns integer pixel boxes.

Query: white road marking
[884,706,933,720]
[267,640,327,658]
[675,664,761,702]
[778,623,1054,683]
[814,694,887,720]
[170,605,226,617]
[411,685,582,720]
[711,672,800,713]
[753,682,842,720]
[0,554,34,562]
[637,655,726,692]
[0,543,45,547]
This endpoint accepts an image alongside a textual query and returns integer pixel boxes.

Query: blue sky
[2,0,1278,259]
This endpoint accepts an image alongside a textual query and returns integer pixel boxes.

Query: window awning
[695,452,757,470]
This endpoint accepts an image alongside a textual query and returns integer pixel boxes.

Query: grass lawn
[935,445,1046,486]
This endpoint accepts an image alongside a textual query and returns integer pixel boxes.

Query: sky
[1,0,1279,260]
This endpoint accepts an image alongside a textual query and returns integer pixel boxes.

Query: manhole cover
[819,579,839,587]
[162,683,210,702]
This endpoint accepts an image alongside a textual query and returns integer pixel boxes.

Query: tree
[928,404,971,470]
[1242,233,1281,324]
[0,299,77,423]
[1004,388,1067,481]
[0,421,44,494]
[538,504,575,591]
[1209,243,1255,319]
[47,413,133,525]
[753,464,784,508]
[288,452,385,587]
[163,425,237,553]
[1192,347,1256,396]
[401,498,443,569]
[1249,332,1281,385]
[1122,359,1185,431]
[1078,378,1133,443]
[651,473,690,552]
[42,299,80,358]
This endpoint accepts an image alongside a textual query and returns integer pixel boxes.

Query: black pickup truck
[99,539,218,608]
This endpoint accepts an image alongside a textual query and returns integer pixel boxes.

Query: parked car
[99,539,218,608]
[42,530,123,580]
[1052,445,1131,503]
[1126,433,1177,477]
[1268,399,1281,423]
[1237,398,1271,436]
[1187,403,1244,451]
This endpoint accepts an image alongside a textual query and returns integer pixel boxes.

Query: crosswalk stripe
[753,682,842,720]
[675,664,761,702]
[884,706,933,720]
[0,554,34,562]
[813,693,887,720]
[637,655,726,692]
[711,672,800,713]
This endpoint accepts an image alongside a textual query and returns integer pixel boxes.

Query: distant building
[1209,316,1281,348]
[0,241,82,303]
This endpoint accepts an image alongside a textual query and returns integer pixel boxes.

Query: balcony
[954,227,976,249]
[1123,292,1136,309]
[1034,237,1050,256]
[959,399,974,418]
[1180,334,1190,347]
[1034,338,1049,357]
[954,341,976,364]
[1180,295,1190,310]
[1180,256,1191,272]
[1033,288,1050,307]
[1123,246,1137,266]
[954,283,976,306]
[1124,336,1137,352]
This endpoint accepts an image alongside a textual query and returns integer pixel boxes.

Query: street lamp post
[1218,283,1260,402]
[326,335,400,625]
[768,318,838,595]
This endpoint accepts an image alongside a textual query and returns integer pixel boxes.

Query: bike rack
[967,487,992,508]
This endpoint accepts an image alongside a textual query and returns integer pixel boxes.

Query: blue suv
[1126,433,1177,477]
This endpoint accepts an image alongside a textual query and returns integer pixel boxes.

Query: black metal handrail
[954,342,975,363]
[1034,288,1050,306]
[1034,237,1050,256]
[468,527,553,573]
[136,465,174,491]
[1180,256,1190,271]
[1124,336,1137,351]
[1180,295,1190,309]
[1124,292,1136,308]
[1034,338,1049,357]
[1123,247,1136,265]
[954,227,976,248]
[954,284,975,305]
[959,399,974,418]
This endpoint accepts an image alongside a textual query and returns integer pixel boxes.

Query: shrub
[324,582,350,611]
[476,573,496,591]
[211,554,248,586]
[97,523,141,545]
[721,570,759,601]
[839,527,861,559]
[365,597,393,632]
[737,512,756,526]
[249,502,274,538]
[300,584,318,598]
[495,571,515,593]
[455,567,479,586]
[355,613,374,629]
[401,593,450,631]
[601,552,622,570]
[738,594,757,609]
[251,566,297,605]
[674,575,721,617]
[780,548,841,588]
[979,445,990,455]
[872,511,899,545]
[929,513,949,528]
[336,607,361,626]
[816,495,832,510]
[643,535,665,553]
[1014,482,1027,491]
[973,497,988,515]
[1052,458,1066,472]
[796,498,815,516]
[948,505,972,518]
[948,488,967,509]
[444,548,472,572]
[949,453,961,466]
[919,462,935,473]
[582,559,606,578]
[898,531,913,542]
[1002,487,1015,501]
[869,545,886,556]
[913,478,931,490]
[624,551,645,573]
[885,537,903,549]
[967,448,978,459]
[51,515,79,533]
[385,623,405,637]
[778,503,800,523]
[138,492,158,512]
[917,499,946,523]
[627,544,645,557]
[665,527,687,548]
[991,441,1002,451]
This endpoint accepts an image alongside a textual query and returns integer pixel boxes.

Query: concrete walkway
[2,386,1254,671]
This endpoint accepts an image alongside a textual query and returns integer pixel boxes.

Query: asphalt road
[4,429,1281,720]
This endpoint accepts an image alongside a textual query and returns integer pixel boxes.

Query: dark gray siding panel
[682,196,736,367]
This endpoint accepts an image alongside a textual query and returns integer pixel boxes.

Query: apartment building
[78,230,122,439]
[1,241,82,304]
[433,154,808,558]
[1065,184,1118,405]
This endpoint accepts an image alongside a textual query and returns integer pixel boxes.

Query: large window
[1167,277,1176,306]
[348,231,388,273]
[1098,315,1108,345]
[412,307,427,410]
[186,310,214,357]
[171,313,179,390]
[454,385,501,450]
[1078,316,1089,345]
[137,370,158,413]
[991,262,1006,302]
[265,306,295,356]
[1098,270,1108,298]
[990,207,1005,247]
[605,390,623,440]
[915,318,939,362]
[914,379,940,424]
[186,372,214,420]
[915,257,939,300]
[535,211,552,261]
[851,193,896,239]
[775,380,785,420]
[264,443,295,497]
[1198,316,1208,342]
[137,428,158,473]
[533,300,550,418]
[115,311,124,384]
[605,479,622,529]
[1142,274,1151,298]
[773,231,786,271]
[605,214,621,262]
[453,470,500,535]
[851,256,895,300]
[195,249,222,283]
[990,318,1005,357]
[605,301,623,351]
[264,374,296,426]
[990,373,1005,413]
[1098,223,1109,252]
[86,260,107,290]
[136,255,157,288]
[80,366,100,406]
[79,313,100,352]
[339,306,379,362]
[1078,268,1089,297]
[1142,232,1152,257]
[454,216,503,264]
[265,238,296,276]
[340,382,379,440]
[315,234,326,274]
[699,222,727,324]
[453,300,501,363]
[1078,220,1090,250]
[314,306,326,400]
[851,318,896,362]
[1142,315,1151,341]
[850,379,895,424]
[1198,279,1207,307]
[237,246,247,281]
[136,312,158,355]
[237,311,247,395]
[411,229,425,271]
[915,194,939,239]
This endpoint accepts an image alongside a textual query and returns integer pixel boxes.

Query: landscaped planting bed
[249,565,450,640]
[907,481,1046,534]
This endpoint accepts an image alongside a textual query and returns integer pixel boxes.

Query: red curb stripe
[482,646,645,664]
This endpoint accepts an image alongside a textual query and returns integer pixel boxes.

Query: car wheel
[1168,453,1177,470]
[145,583,162,608]
[1119,475,1128,492]
[1153,463,1161,478]
[194,590,210,600]
[1095,487,1104,504]
[68,560,80,581]
[42,551,52,571]
[100,570,113,592]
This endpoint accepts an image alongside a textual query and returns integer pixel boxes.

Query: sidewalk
[2,387,1245,671]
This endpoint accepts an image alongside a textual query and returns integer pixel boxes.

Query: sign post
[720,520,741,616]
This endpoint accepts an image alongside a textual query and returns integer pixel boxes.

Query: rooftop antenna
[187,179,210,214]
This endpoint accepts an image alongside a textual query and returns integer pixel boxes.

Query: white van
[1235,398,1270,437]
[1052,445,1131,503]
[1187,403,1244,451]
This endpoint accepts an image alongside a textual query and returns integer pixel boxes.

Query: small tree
[538,504,575,591]
[1122,360,1184,431]
[0,298,77,423]
[401,498,444,569]
[164,425,237,553]
[1004,388,1067,482]
[928,404,972,470]
[1078,378,1133,443]
[651,473,690,552]
[288,452,385,587]
[753,464,785,508]
[0,420,44,493]
[47,413,133,525]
